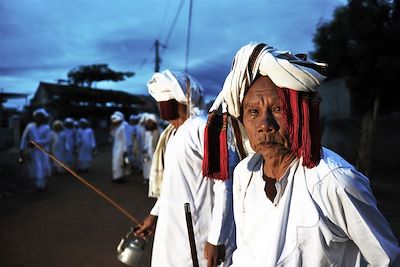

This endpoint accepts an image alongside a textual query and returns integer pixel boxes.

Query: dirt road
[1,146,399,267]
[0,147,156,267]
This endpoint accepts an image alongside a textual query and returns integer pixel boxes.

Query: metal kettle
[116,228,145,266]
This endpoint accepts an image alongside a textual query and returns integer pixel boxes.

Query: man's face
[34,114,46,125]
[242,75,291,158]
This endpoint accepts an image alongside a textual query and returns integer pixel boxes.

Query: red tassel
[289,90,300,156]
[202,111,229,180]
[219,112,229,180]
[279,88,322,168]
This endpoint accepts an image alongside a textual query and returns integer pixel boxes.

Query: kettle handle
[116,238,126,253]
[117,227,135,253]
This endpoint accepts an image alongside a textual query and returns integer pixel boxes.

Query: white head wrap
[210,42,328,118]
[112,111,125,121]
[146,113,158,123]
[64,117,73,124]
[111,112,124,123]
[147,69,205,116]
[79,118,88,124]
[129,114,139,121]
[33,108,49,118]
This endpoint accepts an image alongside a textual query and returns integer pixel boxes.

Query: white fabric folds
[33,108,49,118]
[147,69,205,116]
[210,42,328,118]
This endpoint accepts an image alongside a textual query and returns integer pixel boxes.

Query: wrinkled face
[242,75,291,158]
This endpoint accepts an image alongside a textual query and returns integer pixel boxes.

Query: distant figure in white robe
[128,114,142,173]
[63,118,76,169]
[19,108,52,190]
[141,114,160,184]
[76,118,96,173]
[110,112,130,183]
[135,115,145,173]
[50,120,65,174]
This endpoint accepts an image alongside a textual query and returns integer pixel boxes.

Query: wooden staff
[30,140,141,226]
[184,203,199,267]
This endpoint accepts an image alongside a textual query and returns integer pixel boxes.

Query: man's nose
[257,110,278,132]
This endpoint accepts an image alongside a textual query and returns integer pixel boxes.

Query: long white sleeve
[150,199,160,216]
[315,167,400,266]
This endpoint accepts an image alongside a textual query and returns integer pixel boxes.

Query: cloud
[0,0,346,108]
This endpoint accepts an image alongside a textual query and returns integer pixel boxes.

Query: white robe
[142,129,160,181]
[111,123,130,180]
[150,115,236,267]
[63,128,76,167]
[131,124,143,170]
[20,122,52,188]
[77,127,96,170]
[50,130,65,173]
[231,148,400,267]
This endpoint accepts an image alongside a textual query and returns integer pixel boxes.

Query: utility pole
[185,0,193,73]
[155,39,161,73]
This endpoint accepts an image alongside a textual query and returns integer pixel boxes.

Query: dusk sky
[1,0,346,109]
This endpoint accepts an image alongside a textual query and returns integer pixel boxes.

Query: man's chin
[256,144,289,157]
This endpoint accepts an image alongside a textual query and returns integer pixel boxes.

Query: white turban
[147,69,205,116]
[64,117,74,124]
[79,118,88,124]
[33,108,48,118]
[112,111,125,121]
[111,112,124,123]
[129,114,139,121]
[210,42,328,118]
[146,113,158,123]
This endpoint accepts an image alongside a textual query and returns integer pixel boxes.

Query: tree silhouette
[67,64,135,88]
[312,0,400,115]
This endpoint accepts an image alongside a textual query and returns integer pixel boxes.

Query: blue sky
[0,0,346,109]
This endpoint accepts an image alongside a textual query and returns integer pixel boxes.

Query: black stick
[184,203,199,267]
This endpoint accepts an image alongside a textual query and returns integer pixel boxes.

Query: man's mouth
[258,140,277,146]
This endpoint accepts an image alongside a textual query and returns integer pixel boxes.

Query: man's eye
[249,109,258,115]
[273,106,281,112]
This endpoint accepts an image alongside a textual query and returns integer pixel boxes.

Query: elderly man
[135,70,236,267]
[204,42,400,266]
[20,108,52,191]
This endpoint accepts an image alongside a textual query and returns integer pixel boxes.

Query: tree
[312,0,400,115]
[67,64,135,88]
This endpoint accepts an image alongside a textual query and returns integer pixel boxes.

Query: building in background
[0,92,28,150]
[24,82,158,147]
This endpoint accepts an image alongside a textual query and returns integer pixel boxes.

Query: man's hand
[134,214,157,240]
[204,242,225,267]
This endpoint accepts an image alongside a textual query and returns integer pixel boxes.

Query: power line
[162,0,185,55]
[185,0,193,73]
[157,0,171,40]
[138,43,155,70]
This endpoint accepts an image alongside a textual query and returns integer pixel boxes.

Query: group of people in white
[19,112,97,190]
[109,110,161,184]
[19,41,400,266]
[19,108,164,189]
